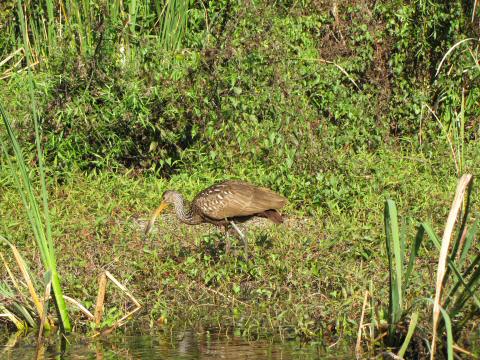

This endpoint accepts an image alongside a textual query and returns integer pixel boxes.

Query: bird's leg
[229,220,248,257]
[223,224,231,254]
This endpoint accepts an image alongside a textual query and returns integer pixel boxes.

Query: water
[1,330,350,359]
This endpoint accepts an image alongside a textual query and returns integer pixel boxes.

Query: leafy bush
[1,0,478,205]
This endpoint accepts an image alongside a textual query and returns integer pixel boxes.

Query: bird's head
[144,190,179,236]
[161,190,178,205]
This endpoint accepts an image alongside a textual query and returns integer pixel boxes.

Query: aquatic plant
[0,100,71,331]
[382,175,478,358]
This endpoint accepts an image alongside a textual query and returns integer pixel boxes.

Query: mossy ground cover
[2,144,479,346]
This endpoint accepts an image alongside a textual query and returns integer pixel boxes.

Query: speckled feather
[192,180,287,220]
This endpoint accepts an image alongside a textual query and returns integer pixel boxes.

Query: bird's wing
[193,180,287,220]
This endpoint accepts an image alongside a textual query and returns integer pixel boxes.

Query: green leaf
[425,299,453,360]
[457,220,477,271]
[384,200,403,331]
[404,226,424,291]
[397,312,419,358]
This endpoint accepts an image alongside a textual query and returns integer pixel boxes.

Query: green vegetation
[0,91,70,331]
[382,175,476,359]
[1,0,480,357]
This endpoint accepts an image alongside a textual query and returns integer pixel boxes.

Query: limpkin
[144,180,287,254]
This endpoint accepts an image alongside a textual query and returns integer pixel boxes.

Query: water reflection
[1,330,347,359]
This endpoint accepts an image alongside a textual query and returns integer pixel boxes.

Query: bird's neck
[171,192,202,225]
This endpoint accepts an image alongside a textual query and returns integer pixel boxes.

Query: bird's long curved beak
[145,202,169,236]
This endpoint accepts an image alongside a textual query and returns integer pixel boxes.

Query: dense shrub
[1,0,478,178]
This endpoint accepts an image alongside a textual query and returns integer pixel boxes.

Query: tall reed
[0,101,71,331]
[158,0,191,51]
[0,20,72,330]
[13,0,191,63]
[383,175,478,358]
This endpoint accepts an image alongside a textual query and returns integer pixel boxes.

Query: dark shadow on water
[1,329,353,359]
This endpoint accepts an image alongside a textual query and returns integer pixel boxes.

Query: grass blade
[7,15,72,328]
[457,220,477,271]
[0,306,25,330]
[426,299,454,360]
[384,200,403,339]
[435,38,475,77]
[397,312,419,358]
[423,224,480,314]
[450,173,473,262]
[449,262,480,316]
[10,243,45,324]
[431,174,472,359]
[355,290,369,358]
[404,226,425,290]
[0,101,71,331]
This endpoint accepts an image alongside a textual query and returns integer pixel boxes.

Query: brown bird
[144,180,287,254]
